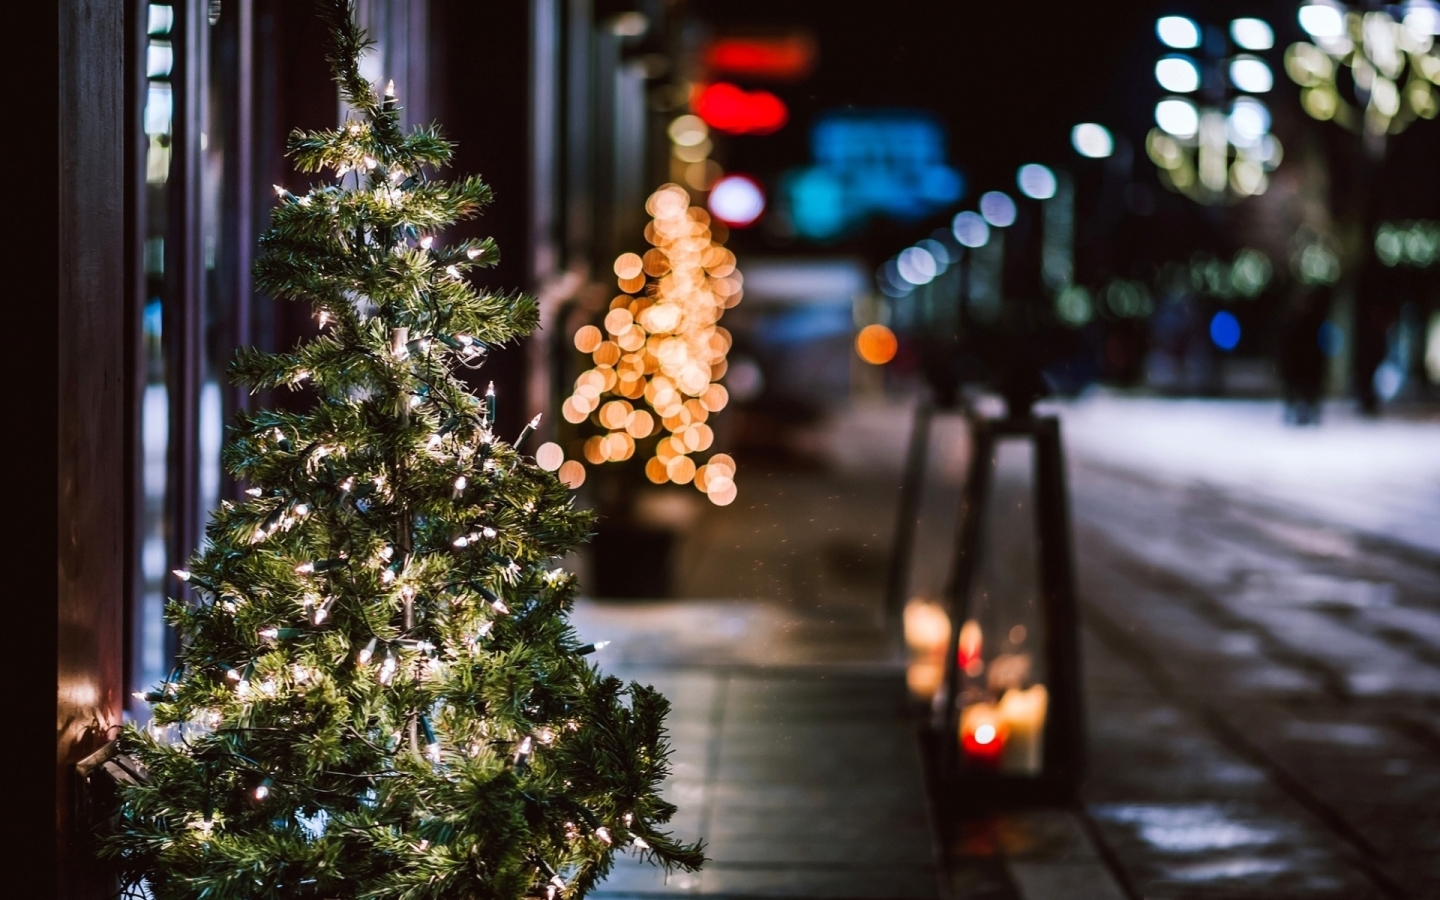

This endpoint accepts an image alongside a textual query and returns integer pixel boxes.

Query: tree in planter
[102,3,702,897]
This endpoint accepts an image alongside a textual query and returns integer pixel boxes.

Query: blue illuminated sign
[782,110,964,241]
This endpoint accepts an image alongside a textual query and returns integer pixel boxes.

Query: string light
[565,184,740,505]
[253,778,272,801]
[358,638,377,665]
[576,640,610,655]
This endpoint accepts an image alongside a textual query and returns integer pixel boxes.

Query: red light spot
[694,83,789,136]
[704,36,816,81]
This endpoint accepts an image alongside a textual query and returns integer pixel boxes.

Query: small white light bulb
[420,235,434,249]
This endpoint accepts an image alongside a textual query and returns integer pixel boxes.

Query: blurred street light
[1286,0,1440,150]
[1070,123,1114,158]
[1145,13,1282,205]
[1016,164,1058,200]
[952,210,991,248]
[979,191,1017,227]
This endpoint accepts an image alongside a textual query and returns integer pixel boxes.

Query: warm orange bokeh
[855,324,898,365]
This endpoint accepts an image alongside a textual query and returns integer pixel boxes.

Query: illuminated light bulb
[380,545,395,560]
[339,476,355,491]
[492,597,510,615]
[577,640,611,655]
[454,475,468,491]
[259,627,279,640]
[410,394,423,408]
[632,836,650,850]
[378,655,397,685]
[426,742,441,763]
[358,638,377,665]
[245,487,263,497]
[595,827,612,845]
[173,569,192,582]
[226,668,241,681]
[974,723,997,745]
[363,155,377,170]
[273,184,286,196]
[389,167,406,183]
[453,535,470,548]
[419,235,434,249]
[293,503,309,516]
[260,679,277,696]
[296,562,315,574]
[466,247,482,259]
[313,605,330,625]
[427,434,442,450]
[474,621,495,640]
[253,780,271,801]
[445,265,460,278]
[482,527,496,539]
[418,839,430,851]
[515,735,533,765]
[318,310,331,326]
[385,79,395,97]
[381,569,396,584]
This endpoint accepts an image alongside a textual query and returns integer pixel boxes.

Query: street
[576,395,1440,898]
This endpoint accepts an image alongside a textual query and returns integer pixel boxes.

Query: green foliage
[101,2,703,896]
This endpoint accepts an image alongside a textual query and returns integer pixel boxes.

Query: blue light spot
[1317,320,1341,357]
[1210,310,1241,351]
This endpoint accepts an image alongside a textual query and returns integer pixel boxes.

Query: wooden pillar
[59,1,127,898]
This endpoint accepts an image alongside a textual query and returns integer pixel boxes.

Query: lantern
[936,411,1084,803]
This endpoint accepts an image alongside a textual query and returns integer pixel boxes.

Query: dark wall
[435,0,534,439]
[58,1,127,898]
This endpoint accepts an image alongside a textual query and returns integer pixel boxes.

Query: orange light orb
[557,460,586,489]
[855,324,898,365]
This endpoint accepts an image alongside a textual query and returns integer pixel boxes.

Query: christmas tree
[102,3,703,897]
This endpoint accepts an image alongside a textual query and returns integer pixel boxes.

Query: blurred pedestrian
[1279,287,1330,425]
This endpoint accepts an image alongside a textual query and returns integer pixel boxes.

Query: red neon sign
[694,83,789,136]
[704,35,816,82]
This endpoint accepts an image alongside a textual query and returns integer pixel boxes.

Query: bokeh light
[1210,310,1242,351]
[1155,98,1200,138]
[1298,3,1345,39]
[952,210,991,248]
[979,191,1017,227]
[897,246,938,285]
[1016,163,1057,200]
[855,324,898,365]
[1230,18,1275,51]
[1157,15,1201,49]
[1155,55,1200,93]
[1071,123,1114,158]
[708,174,766,227]
[567,183,741,505]
[1229,56,1274,93]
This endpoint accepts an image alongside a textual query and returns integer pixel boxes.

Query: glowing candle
[997,684,1049,775]
[903,599,949,658]
[959,702,1008,768]
[957,619,983,676]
